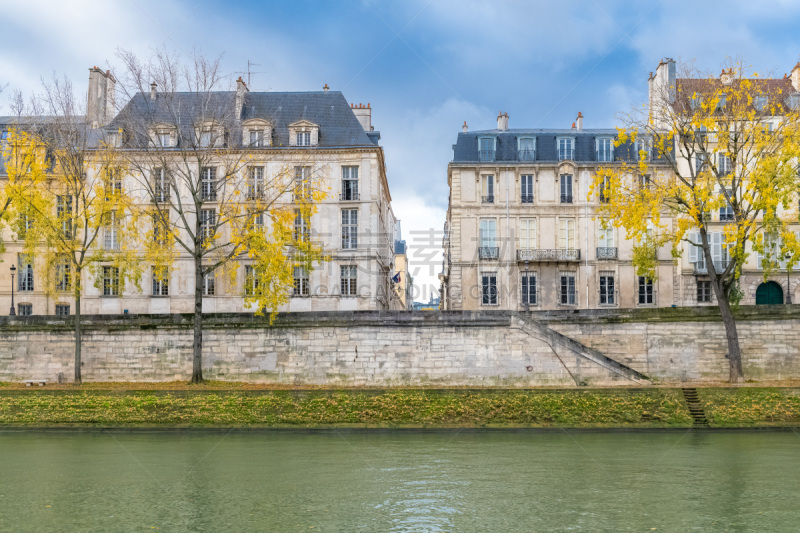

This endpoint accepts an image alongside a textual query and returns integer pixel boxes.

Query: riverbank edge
[2,387,799,430]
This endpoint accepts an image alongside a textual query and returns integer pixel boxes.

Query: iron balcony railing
[694,260,730,275]
[560,194,573,203]
[596,247,618,260]
[479,246,500,260]
[558,148,574,161]
[518,149,535,161]
[596,150,613,162]
[481,195,495,204]
[479,150,496,162]
[520,194,534,204]
[339,191,360,201]
[719,211,734,221]
[517,249,580,262]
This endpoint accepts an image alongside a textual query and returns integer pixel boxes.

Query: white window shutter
[712,232,722,263]
[689,232,698,263]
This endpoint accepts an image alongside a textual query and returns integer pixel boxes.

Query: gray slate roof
[453,128,640,163]
[108,90,377,148]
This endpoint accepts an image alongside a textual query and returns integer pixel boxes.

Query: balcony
[339,191,360,201]
[560,194,573,204]
[479,247,499,260]
[481,195,495,204]
[520,194,534,204]
[517,249,580,262]
[596,151,613,163]
[558,148,574,161]
[694,260,730,275]
[596,247,618,260]
[719,211,734,222]
[479,150,495,162]
[518,149,535,162]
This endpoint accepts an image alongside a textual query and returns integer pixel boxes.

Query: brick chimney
[462,121,468,133]
[87,66,116,129]
[351,103,373,132]
[235,76,249,119]
[497,111,509,131]
[150,81,157,100]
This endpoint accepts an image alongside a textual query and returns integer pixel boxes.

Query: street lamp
[9,265,16,316]
[523,260,530,312]
[786,253,792,305]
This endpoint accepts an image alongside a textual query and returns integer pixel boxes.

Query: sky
[2,0,800,301]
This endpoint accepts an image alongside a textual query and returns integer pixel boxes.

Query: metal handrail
[339,192,360,201]
[520,194,534,204]
[560,194,573,203]
[518,149,535,161]
[558,148,574,160]
[479,247,499,260]
[481,195,495,204]
[479,150,495,162]
[596,247,618,260]
[517,249,580,261]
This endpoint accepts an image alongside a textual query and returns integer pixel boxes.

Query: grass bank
[698,388,800,427]
[0,388,692,428]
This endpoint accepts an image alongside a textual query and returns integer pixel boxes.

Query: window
[251,212,265,234]
[479,137,495,162]
[152,213,169,245]
[341,166,359,200]
[518,218,536,250]
[340,265,357,297]
[294,166,312,201]
[293,266,309,296]
[560,272,576,305]
[200,209,216,243]
[718,153,732,176]
[294,209,310,242]
[15,210,32,240]
[558,218,576,249]
[638,174,651,191]
[102,266,120,296]
[157,132,171,147]
[152,266,169,296]
[481,272,498,305]
[55,304,70,317]
[56,256,71,292]
[481,175,494,203]
[199,130,213,148]
[521,272,536,306]
[690,95,703,110]
[719,188,734,221]
[296,131,311,146]
[244,265,260,296]
[634,138,651,161]
[558,137,574,160]
[518,137,535,161]
[57,195,72,238]
[717,94,727,111]
[695,153,708,173]
[103,211,120,250]
[1,130,7,141]
[560,174,573,203]
[17,304,32,316]
[599,271,615,305]
[18,254,34,292]
[341,209,358,249]
[479,219,498,259]
[599,225,614,247]
[638,276,654,305]
[520,174,534,203]
[596,138,613,162]
[203,271,215,296]
[697,280,712,303]
[599,176,611,203]
[249,130,264,147]
[755,95,769,112]
[200,167,217,201]
[153,168,170,203]
[105,169,123,198]
[247,167,264,200]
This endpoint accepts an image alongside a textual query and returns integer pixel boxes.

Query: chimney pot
[571,122,576,129]
[323,84,329,91]
[150,81,157,100]
[462,121,468,133]
[497,111,509,131]
[576,112,583,131]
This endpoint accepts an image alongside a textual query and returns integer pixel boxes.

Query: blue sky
[3,0,800,299]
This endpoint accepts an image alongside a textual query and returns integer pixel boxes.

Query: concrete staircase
[681,387,710,427]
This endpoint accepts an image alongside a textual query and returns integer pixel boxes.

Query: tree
[112,49,325,383]
[592,60,800,383]
[4,76,141,383]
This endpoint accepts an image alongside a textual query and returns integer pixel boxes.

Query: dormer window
[755,95,769,112]
[150,125,177,148]
[787,94,800,110]
[717,94,727,111]
[690,95,703,110]
[1,130,8,141]
[200,131,213,147]
[634,138,651,161]
[288,120,319,147]
[157,132,171,147]
[518,137,535,162]
[558,137,574,161]
[242,119,272,148]
[596,137,613,162]
[195,121,225,148]
[479,137,496,162]
[106,131,121,148]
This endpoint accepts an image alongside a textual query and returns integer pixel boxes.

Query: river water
[1,430,799,531]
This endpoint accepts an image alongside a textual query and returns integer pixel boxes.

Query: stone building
[0,67,400,315]
[440,113,675,311]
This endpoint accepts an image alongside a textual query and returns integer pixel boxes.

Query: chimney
[323,84,329,92]
[462,121,468,133]
[352,102,373,132]
[497,111,508,131]
[150,82,157,100]
[653,57,676,104]
[791,62,800,92]
[87,66,116,129]
[235,76,249,119]
[576,112,583,131]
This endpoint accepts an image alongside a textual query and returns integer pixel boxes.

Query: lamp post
[786,253,792,305]
[9,265,16,316]
[523,260,530,312]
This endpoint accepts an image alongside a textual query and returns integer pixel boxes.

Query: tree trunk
[74,271,82,384]
[718,294,744,383]
[191,256,204,383]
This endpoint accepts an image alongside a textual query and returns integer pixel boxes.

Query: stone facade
[1,307,798,385]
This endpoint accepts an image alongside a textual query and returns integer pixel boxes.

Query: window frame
[478,136,496,162]
[517,137,535,162]
[341,166,359,201]
[599,271,615,305]
[340,265,357,297]
[521,271,537,306]
[102,266,120,297]
[638,276,655,305]
[151,266,169,297]
[560,174,573,203]
[520,174,534,203]
[596,137,614,162]
[557,137,575,161]
[341,208,358,249]
[481,272,498,306]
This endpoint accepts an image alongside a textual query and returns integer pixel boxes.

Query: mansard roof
[108,90,377,148]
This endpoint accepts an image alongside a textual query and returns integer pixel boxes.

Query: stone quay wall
[0,306,798,386]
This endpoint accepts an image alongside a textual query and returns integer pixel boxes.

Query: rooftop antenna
[234,60,266,87]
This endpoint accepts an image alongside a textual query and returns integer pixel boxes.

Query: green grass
[698,388,800,427]
[0,389,693,428]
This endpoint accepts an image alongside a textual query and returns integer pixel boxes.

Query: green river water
[1,430,799,532]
